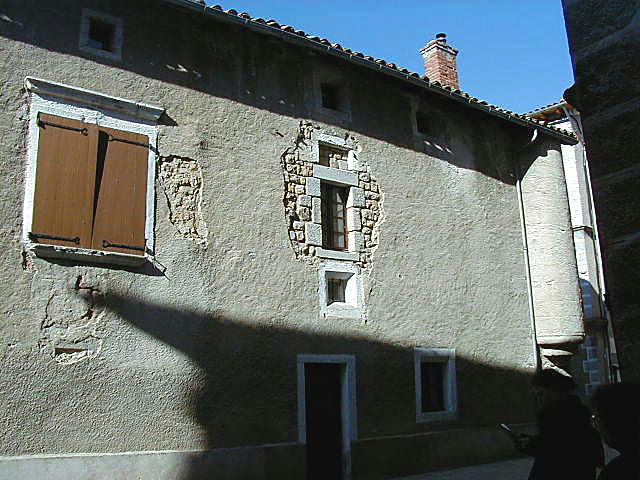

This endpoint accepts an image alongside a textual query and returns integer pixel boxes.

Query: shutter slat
[31,113,96,249]
[91,127,148,256]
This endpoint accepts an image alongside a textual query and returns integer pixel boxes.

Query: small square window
[327,278,347,305]
[318,263,363,319]
[414,348,457,422]
[318,143,348,169]
[79,8,123,61]
[88,19,115,52]
[416,112,430,135]
[321,83,340,111]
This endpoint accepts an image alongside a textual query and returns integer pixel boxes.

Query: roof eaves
[162,0,578,145]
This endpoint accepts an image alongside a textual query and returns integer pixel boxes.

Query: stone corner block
[297,195,311,208]
[347,187,365,208]
[306,177,321,197]
[348,231,364,252]
[312,197,322,224]
[347,208,362,231]
[305,222,323,246]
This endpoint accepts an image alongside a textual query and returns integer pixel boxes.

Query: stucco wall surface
[0,0,577,476]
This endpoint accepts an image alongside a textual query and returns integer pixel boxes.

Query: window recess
[30,113,149,257]
[414,348,457,422]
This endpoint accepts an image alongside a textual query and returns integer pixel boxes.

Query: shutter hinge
[102,240,146,252]
[29,232,80,244]
[38,119,88,136]
[107,134,149,149]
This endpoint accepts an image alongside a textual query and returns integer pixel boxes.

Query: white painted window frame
[296,354,357,480]
[318,261,363,319]
[22,77,164,266]
[79,8,124,62]
[414,347,457,423]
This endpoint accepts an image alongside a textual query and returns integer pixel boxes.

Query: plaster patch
[39,275,105,365]
[159,156,208,245]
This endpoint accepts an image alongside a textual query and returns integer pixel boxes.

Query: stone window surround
[305,135,365,262]
[22,77,163,266]
[79,8,124,62]
[414,347,458,423]
[318,261,364,319]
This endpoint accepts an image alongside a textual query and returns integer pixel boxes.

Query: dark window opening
[88,19,115,52]
[319,143,348,168]
[416,112,430,135]
[321,83,340,111]
[420,361,445,412]
[321,183,348,251]
[327,278,347,304]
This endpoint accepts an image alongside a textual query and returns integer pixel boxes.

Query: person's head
[531,369,575,408]
[593,382,640,453]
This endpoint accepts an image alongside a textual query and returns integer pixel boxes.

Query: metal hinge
[107,134,149,149]
[102,240,146,252]
[38,119,88,136]
[29,232,80,244]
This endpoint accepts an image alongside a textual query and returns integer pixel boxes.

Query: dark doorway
[304,362,344,480]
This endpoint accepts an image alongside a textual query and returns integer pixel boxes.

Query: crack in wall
[158,155,208,245]
[38,275,105,365]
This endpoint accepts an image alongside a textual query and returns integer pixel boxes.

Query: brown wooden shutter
[31,113,97,248]
[90,127,148,256]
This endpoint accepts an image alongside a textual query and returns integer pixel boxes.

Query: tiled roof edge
[162,0,578,145]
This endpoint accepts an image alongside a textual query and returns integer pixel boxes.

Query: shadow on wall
[92,292,535,480]
[0,0,540,185]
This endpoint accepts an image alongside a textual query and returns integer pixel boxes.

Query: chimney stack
[420,33,459,89]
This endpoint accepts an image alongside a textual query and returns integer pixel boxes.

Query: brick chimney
[420,33,459,89]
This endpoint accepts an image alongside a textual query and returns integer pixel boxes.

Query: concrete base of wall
[0,425,533,480]
[352,424,534,480]
[0,443,305,480]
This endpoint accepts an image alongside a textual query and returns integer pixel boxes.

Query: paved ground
[390,458,533,480]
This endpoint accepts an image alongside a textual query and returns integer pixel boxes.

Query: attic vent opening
[321,83,340,111]
[88,18,115,52]
[416,112,430,135]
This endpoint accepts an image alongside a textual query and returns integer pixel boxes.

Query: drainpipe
[514,128,541,371]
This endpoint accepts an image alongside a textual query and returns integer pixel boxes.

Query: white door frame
[297,354,357,479]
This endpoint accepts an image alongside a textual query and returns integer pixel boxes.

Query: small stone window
[327,277,347,304]
[416,111,430,135]
[88,19,115,52]
[414,348,457,422]
[319,262,363,318]
[321,83,340,111]
[318,143,349,169]
[79,8,123,61]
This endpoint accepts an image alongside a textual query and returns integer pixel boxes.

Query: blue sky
[206,1,573,113]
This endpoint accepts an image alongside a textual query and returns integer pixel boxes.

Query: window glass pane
[335,235,345,249]
[421,361,445,412]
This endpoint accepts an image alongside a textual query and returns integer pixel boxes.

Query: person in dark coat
[593,382,640,480]
[513,369,604,480]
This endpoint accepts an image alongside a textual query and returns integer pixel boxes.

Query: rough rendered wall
[0,0,547,477]
[563,0,640,380]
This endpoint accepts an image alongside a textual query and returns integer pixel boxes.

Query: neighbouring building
[562,0,640,383]
[1,1,584,479]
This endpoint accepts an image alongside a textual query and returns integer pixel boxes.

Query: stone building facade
[1,1,583,478]
[562,0,640,384]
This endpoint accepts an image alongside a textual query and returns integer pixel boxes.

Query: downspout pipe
[514,128,541,371]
